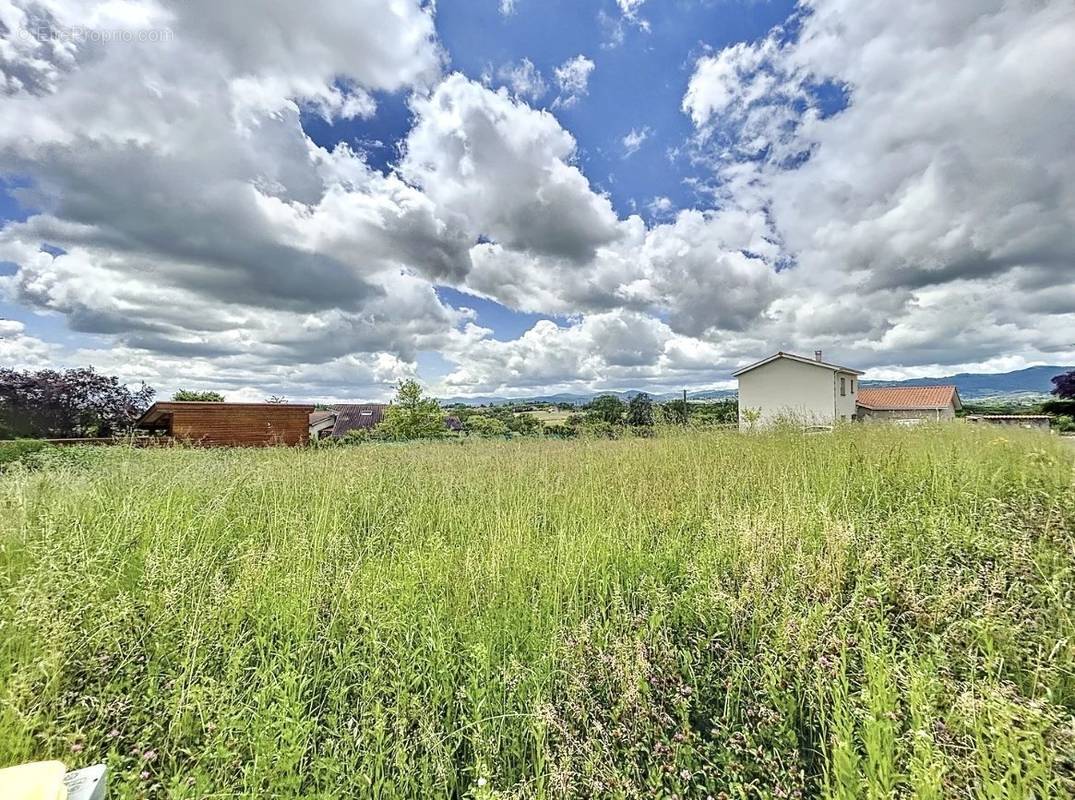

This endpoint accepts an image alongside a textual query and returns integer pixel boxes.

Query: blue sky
[295,0,799,388]
[1,0,1072,400]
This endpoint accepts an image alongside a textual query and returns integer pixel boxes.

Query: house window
[850,379,855,394]
[840,377,846,396]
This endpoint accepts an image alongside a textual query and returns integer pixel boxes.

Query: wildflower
[477,777,487,788]
[140,771,151,780]
[680,769,692,781]
[107,729,120,739]
[143,749,158,762]
[70,742,83,753]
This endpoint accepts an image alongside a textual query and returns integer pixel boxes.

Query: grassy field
[520,408,574,427]
[1,427,1073,798]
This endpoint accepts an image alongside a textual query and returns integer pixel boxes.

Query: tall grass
[0,426,1072,798]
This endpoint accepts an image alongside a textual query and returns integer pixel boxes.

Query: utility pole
[683,389,688,425]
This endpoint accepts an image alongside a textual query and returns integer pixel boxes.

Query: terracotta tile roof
[857,386,960,410]
[966,414,1050,420]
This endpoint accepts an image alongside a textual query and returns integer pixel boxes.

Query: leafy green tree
[375,380,445,440]
[586,394,625,425]
[625,393,654,427]
[661,398,688,425]
[173,389,224,402]
[507,413,542,435]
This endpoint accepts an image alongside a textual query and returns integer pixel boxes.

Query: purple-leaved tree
[1051,370,1075,400]
[0,367,154,439]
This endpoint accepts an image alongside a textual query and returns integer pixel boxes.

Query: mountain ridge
[437,365,1072,406]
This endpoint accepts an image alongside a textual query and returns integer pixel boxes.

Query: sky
[0,0,1073,402]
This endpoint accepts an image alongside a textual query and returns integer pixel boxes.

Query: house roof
[330,403,387,437]
[137,401,315,427]
[856,386,961,411]
[732,351,864,377]
[309,410,336,426]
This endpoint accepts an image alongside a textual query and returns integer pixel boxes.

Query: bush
[1042,400,1075,417]
[2,441,128,473]
[577,420,621,439]
[342,428,373,444]
[465,416,510,437]
[0,439,51,471]
[506,413,542,436]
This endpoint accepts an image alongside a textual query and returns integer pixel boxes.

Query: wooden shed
[136,402,315,446]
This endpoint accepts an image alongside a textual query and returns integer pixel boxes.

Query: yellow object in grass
[0,761,68,800]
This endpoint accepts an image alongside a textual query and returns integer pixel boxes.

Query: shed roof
[309,410,336,426]
[138,401,315,428]
[856,386,961,411]
[330,403,387,437]
[732,351,864,377]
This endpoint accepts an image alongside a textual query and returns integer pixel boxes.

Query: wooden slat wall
[170,405,312,446]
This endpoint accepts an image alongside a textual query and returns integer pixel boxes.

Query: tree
[0,367,154,439]
[506,413,542,435]
[586,394,625,425]
[375,380,445,440]
[625,392,654,427]
[265,395,288,404]
[1051,370,1075,399]
[661,398,688,425]
[173,389,224,402]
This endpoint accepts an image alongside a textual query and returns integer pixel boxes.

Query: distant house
[319,404,387,439]
[444,416,463,432]
[966,414,1051,431]
[856,386,961,424]
[734,351,863,429]
[137,402,314,446]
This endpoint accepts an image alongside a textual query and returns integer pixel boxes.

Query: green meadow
[1,426,1073,798]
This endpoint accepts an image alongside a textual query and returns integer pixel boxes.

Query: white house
[733,351,864,429]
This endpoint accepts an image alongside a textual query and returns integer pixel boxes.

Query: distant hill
[438,365,1072,406]
[438,388,740,406]
[861,365,1072,400]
